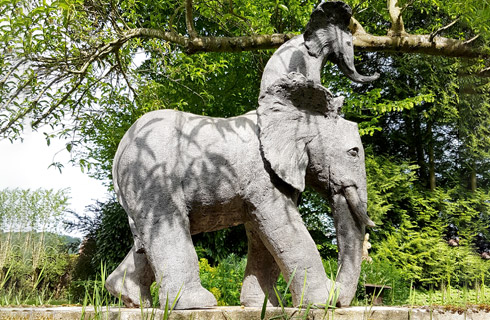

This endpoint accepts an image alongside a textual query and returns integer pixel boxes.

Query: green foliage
[0,188,75,304]
[194,225,247,265]
[356,260,410,306]
[199,255,246,306]
[67,198,133,280]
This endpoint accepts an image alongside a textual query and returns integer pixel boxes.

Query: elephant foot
[240,277,277,307]
[297,282,340,308]
[106,268,153,308]
[105,247,154,308]
[166,284,217,309]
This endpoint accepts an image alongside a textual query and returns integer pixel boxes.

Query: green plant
[199,254,246,306]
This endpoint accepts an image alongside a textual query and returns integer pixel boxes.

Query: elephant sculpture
[105,72,375,309]
[106,0,378,310]
[260,1,379,95]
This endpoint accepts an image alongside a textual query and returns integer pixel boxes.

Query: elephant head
[304,1,379,83]
[258,72,374,306]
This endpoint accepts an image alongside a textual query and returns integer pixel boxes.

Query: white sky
[0,128,108,235]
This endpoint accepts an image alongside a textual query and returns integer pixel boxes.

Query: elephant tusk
[343,186,375,227]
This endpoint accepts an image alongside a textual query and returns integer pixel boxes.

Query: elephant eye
[346,41,352,46]
[348,147,359,157]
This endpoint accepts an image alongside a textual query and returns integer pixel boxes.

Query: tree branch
[0,76,34,112]
[353,32,488,58]
[31,75,86,129]
[430,18,460,42]
[0,59,26,87]
[387,0,406,36]
[350,17,367,35]
[479,67,490,77]
[116,50,138,99]
[185,0,197,38]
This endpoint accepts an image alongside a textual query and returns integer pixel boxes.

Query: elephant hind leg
[105,245,154,307]
[240,222,280,307]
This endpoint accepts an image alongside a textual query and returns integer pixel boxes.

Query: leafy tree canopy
[0,0,489,143]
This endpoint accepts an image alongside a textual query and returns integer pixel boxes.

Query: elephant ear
[304,1,352,58]
[258,72,336,192]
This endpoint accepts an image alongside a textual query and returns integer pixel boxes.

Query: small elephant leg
[249,190,336,307]
[137,192,217,309]
[240,222,280,307]
[105,245,154,307]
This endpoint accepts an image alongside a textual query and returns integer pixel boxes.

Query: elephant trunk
[335,52,379,84]
[331,190,367,306]
[344,186,375,227]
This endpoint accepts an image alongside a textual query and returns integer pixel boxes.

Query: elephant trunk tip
[365,218,376,228]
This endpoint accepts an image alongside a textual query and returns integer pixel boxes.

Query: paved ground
[0,305,489,320]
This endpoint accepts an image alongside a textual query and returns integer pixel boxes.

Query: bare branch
[30,75,69,109]
[479,66,490,77]
[116,51,138,99]
[400,0,415,13]
[0,76,34,111]
[350,17,367,35]
[185,0,197,38]
[464,34,480,45]
[70,65,118,115]
[387,0,406,36]
[430,18,460,42]
[169,4,184,33]
[353,32,488,59]
[0,76,67,135]
[31,75,86,129]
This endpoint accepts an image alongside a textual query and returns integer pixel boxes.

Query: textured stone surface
[1,306,489,320]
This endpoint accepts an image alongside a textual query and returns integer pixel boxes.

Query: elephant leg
[331,194,365,306]
[137,191,217,309]
[240,222,280,307]
[105,245,154,307]
[249,191,336,307]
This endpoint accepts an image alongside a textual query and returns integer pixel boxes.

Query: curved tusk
[343,186,375,227]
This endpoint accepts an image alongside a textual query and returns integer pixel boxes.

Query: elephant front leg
[241,222,280,307]
[105,245,155,307]
[249,192,336,307]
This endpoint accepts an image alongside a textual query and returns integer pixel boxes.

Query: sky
[0,128,108,235]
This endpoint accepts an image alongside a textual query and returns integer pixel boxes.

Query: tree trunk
[469,166,477,192]
[413,114,427,186]
[428,122,436,191]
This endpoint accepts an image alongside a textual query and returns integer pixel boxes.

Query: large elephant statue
[105,72,375,309]
[106,0,379,310]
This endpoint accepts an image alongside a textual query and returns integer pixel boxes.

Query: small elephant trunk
[331,193,365,306]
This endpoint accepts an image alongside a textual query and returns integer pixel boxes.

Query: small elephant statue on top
[106,0,378,310]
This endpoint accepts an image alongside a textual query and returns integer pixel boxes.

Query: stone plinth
[1,306,489,320]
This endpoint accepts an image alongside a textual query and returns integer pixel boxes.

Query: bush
[199,254,246,306]
[0,188,75,304]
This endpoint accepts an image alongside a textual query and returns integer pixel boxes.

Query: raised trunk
[331,193,365,306]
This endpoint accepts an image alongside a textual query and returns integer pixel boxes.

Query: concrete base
[0,306,489,320]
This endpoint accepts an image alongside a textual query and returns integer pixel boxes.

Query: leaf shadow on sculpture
[106,0,378,310]
[106,72,374,309]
